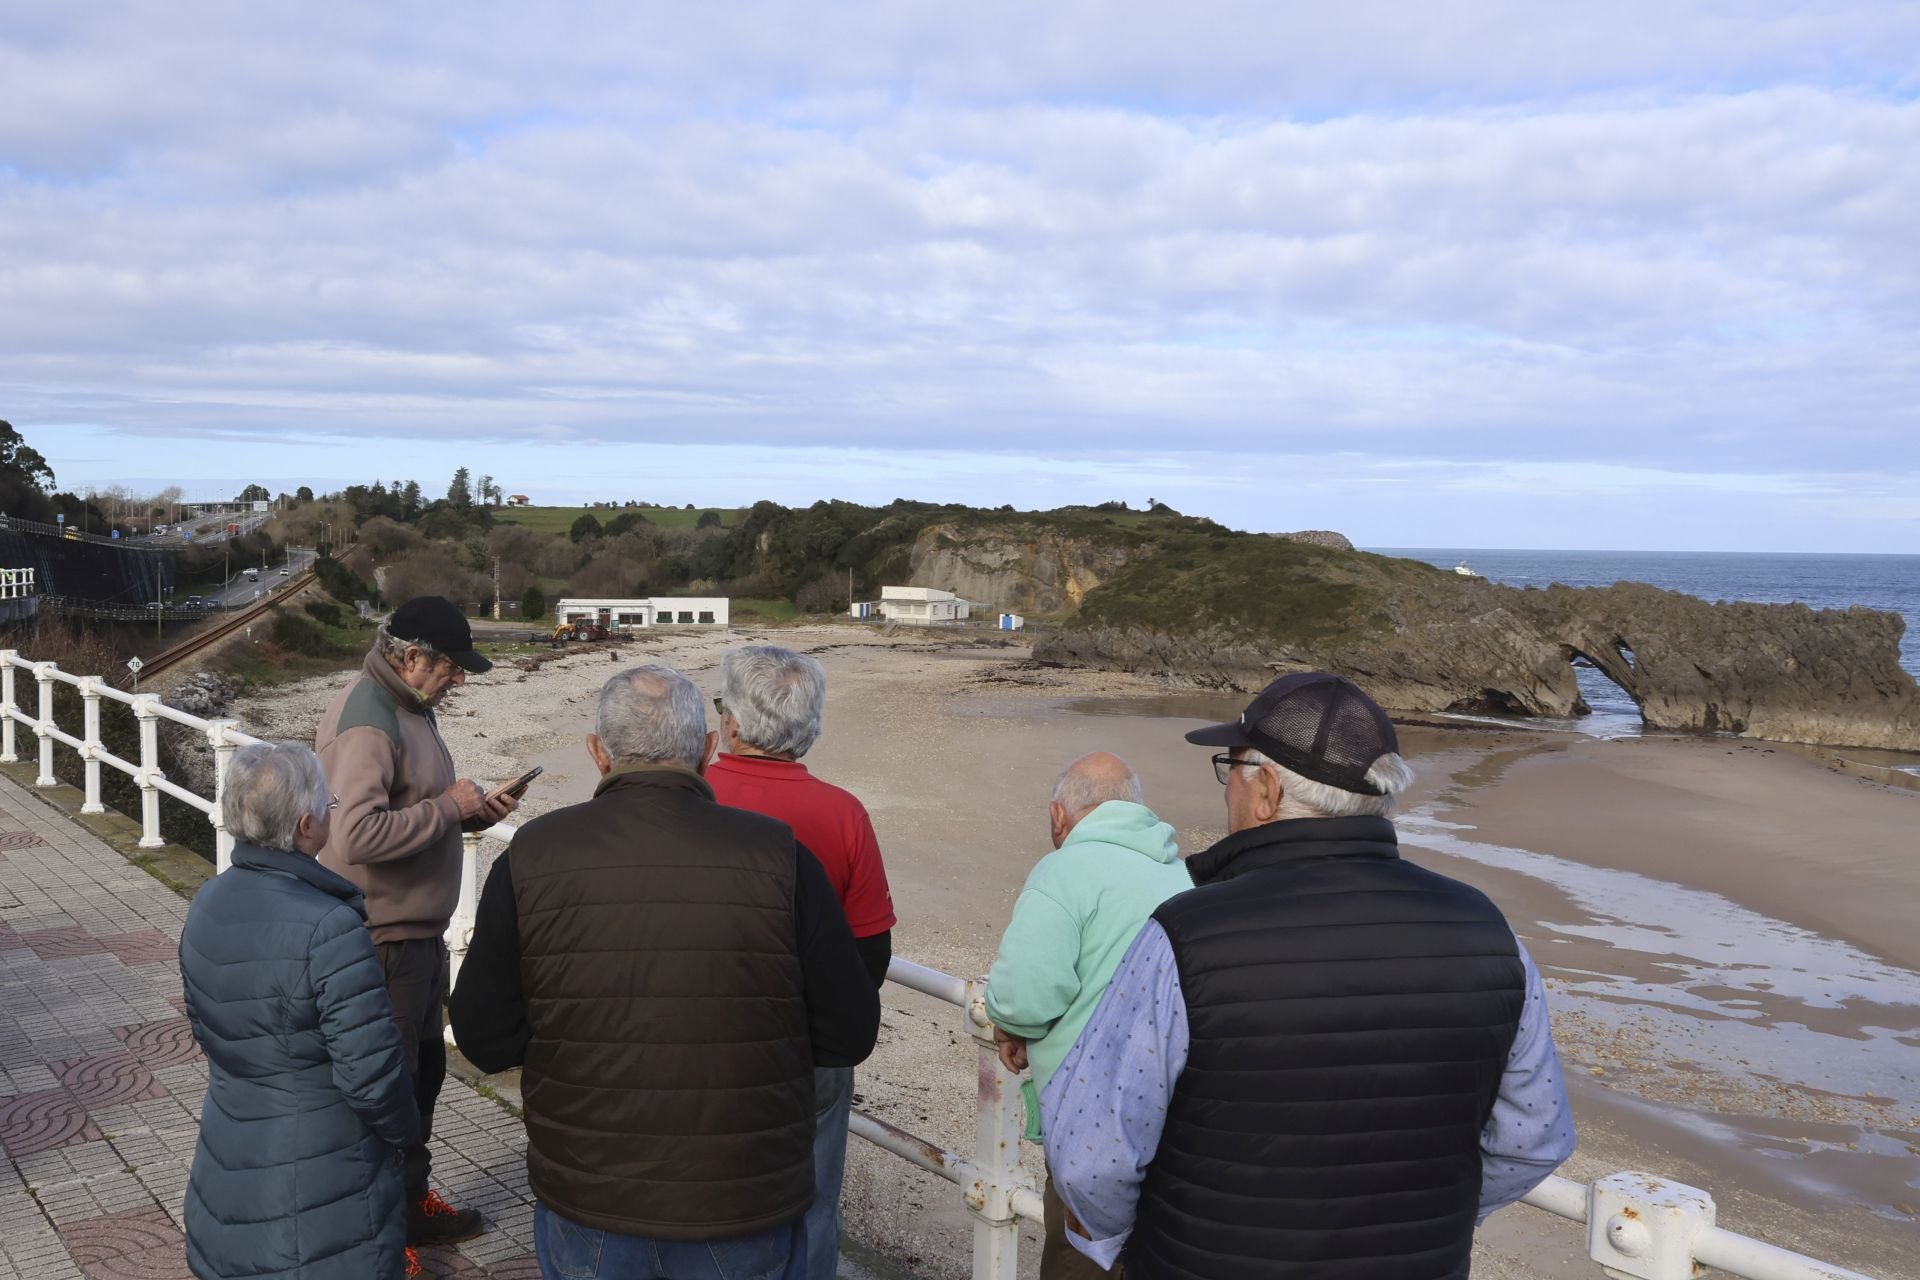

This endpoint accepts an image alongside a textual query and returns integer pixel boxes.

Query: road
[127,510,270,547]
[192,546,317,610]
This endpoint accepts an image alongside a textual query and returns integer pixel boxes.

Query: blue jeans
[534,1203,806,1280]
[806,1066,855,1280]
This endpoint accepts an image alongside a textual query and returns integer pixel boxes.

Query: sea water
[1371,549,1920,737]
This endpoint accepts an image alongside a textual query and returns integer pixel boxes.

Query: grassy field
[492,505,745,535]
[729,598,801,622]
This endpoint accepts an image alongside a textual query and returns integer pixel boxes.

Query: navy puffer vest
[1130,816,1524,1280]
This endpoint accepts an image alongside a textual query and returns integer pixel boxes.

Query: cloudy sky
[4,3,1918,551]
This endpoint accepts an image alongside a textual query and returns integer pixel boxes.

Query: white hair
[377,625,442,668]
[1236,748,1415,820]
[222,741,329,852]
[597,665,708,768]
[1050,756,1145,816]
[721,646,826,759]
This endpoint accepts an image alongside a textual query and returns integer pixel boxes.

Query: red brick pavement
[53,1052,166,1109]
[113,1019,201,1070]
[100,930,179,967]
[19,924,110,960]
[0,1086,103,1157]
[56,1207,191,1280]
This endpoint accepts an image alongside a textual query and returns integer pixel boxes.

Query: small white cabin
[878,586,970,625]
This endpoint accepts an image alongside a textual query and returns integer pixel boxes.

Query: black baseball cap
[388,596,492,674]
[1184,672,1398,795]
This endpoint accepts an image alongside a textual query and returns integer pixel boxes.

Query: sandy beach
[227,625,1920,1280]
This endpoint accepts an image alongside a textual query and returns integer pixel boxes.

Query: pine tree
[448,468,473,509]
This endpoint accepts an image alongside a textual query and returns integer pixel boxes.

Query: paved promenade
[0,773,542,1279]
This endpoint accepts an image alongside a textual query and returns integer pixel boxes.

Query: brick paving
[0,775,542,1279]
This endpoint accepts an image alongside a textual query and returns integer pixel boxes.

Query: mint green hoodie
[984,800,1192,1138]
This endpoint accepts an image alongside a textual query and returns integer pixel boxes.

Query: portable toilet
[998,612,1025,631]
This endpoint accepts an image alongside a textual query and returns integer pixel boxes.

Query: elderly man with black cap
[1044,673,1575,1280]
[316,596,518,1251]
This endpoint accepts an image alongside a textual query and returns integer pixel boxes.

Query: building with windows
[555,596,730,629]
[877,585,971,625]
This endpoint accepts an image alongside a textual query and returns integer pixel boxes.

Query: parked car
[279,566,290,576]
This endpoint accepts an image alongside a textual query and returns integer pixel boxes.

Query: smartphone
[490,766,543,803]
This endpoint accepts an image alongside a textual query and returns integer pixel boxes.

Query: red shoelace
[404,1245,423,1277]
[419,1190,461,1218]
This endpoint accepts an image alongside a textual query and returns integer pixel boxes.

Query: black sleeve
[447,852,530,1075]
[854,929,893,990]
[794,841,882,1068]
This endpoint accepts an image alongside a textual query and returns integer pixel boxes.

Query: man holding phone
[316,596,518,1250]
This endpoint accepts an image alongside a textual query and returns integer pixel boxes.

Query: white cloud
[3,3,1918,549]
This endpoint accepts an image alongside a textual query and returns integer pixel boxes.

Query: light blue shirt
[1041,920,1576,1269]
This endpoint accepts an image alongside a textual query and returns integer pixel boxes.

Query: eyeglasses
[327,794,340,810]
[1211,753,1252,785]
[712,696,725,715]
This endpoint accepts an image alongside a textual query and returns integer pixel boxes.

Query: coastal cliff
[898,521,1920,751]
[906,521,1144,614]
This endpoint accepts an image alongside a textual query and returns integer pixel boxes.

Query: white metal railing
[0,649,252,867]
[1,569,36,600]
[0,651,1883,1280]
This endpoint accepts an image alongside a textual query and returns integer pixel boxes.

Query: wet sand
[229,627,1920,1279]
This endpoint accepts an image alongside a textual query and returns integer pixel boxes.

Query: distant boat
[1454,561,1481,577]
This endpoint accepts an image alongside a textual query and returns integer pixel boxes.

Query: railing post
[446,833,482,986]
[963,977,1022,1280]
[78,677,105,814]
[1585,1173,1714,1280]
[33,661,58,787]
[132,695,165,848]
[1,651,18,763]
[207,720,240,872]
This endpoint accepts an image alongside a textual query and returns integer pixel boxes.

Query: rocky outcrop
[1031,549,1920,751]
[1274,530,1355,550]
[1533,583,1920,748]
[899,518,1920,749]
[906,522,1147,614]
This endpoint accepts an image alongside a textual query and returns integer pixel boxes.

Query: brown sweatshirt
[315,649,467,943]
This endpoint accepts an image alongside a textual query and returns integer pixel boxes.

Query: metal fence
[0,650,1880,1280]
[0,569,35,600]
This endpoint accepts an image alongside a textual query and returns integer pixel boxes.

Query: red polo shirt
[707,753,896,938]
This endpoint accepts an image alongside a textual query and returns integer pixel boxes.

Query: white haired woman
[178,741,420,1279]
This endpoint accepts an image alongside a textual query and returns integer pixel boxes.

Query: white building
[556,597,730,628]
[878,586,971,625]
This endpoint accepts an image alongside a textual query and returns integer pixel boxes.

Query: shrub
[520,586,547,620]
[270,610,337,657]
[570,513,602,543]
[303,600,346,628]
[314,555,371,604]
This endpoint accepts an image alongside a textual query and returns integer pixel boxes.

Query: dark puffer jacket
[179,842,419,1280]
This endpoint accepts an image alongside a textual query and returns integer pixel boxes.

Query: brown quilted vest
[510,765,813,1239]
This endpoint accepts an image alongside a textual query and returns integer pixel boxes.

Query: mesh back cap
[1184,672,1399,795]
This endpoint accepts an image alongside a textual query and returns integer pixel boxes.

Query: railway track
[140,568,318,682]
